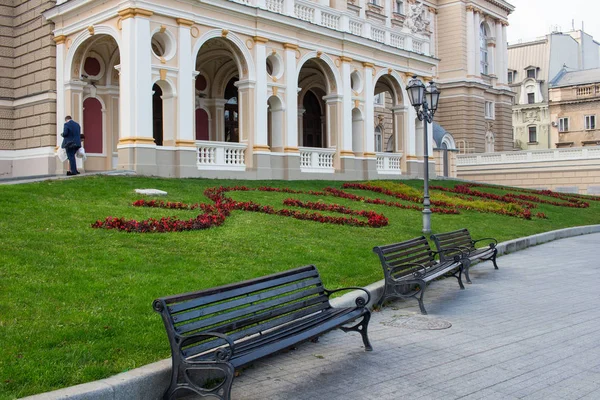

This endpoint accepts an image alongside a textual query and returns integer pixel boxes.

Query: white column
[55,36,66,147]
[284,44,298,150]
[474,10,481,77]
[495,21,503,82]
[254,38,269,148]
[177,20,194,145]
[502,24,508,85]
[341,58,353,153]
[363,63,374,154]
[118,10,153,141]
[466,7,475,77]
[406,106,417,157]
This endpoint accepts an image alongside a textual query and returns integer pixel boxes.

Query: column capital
[117,7,153,20]
[340,56,353,63]
[466,5,474,12]
[53,35,67,44]
[362,62,375,68]
[283,43,299,50]
[253,36,269,44]
[176,18,194,27]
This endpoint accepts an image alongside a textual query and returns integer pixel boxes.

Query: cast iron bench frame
[372,236,465,315]
[153,265,372,400]
[430,228,498,284]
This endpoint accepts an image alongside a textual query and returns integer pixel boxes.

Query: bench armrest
[179,332,236,362]
[389,262,429,280]
[324,286,371,308]
[472,237,498,248]
[433,247,467,262]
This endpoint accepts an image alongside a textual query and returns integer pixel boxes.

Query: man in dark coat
[61,116,82,175]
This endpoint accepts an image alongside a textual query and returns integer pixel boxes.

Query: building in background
[0,0,513,179]
[549,68,600,148]
[508,30,600,150]
[435,0,515,155]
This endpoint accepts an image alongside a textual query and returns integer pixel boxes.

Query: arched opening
[67,34,120,171]
[297,58,338,149]
[267,96,284,150]
[195,108,209,141]
[352,108,364,154]
[83,97,103,154]
[195,37,247,143]
[152,83,163,146]
[373,74,404,153]
[302,90,324,148]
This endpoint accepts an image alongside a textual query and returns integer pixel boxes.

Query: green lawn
[1,175,600,399]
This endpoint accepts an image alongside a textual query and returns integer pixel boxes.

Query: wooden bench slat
[163,265,319,314]
[173,277,324,324]
[176,293,330,335]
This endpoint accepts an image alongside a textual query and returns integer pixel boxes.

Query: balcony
[299,147,335,173]
[196,141,247,171]
[230,0,432,56]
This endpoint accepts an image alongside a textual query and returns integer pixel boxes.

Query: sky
[506,0,600,44]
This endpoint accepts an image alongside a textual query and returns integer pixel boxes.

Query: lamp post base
[422,208,432,234]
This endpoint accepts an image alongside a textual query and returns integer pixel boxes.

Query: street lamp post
[406,76,441,234]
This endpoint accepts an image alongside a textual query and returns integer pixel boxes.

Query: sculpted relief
[406,2,430,34]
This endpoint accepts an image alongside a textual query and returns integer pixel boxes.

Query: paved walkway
[229,233,600,400]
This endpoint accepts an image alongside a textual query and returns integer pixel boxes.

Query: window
[558,117,569,132]
[485,101,494,119]
[527,68,536,79]
[374,126,383,152]
[585,115,596,130]
[528,126,537,143]
[508,71,515,84]
[374,93,385,106]
[480,24,488,75]
[395,0,404,14]
[527,93,535,104]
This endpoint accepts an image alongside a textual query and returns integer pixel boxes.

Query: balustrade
[376,152,403,174]
[457,147,600,166]
[196,141,247,171]
[299,147,335,173]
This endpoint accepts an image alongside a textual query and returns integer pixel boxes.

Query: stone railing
[376,152,402,174]
[457,147,600,166]
[299,147,335,173]
[196,141,247,171]
[229,0,431,55]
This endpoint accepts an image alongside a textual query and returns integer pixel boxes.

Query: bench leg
[456,267,465,290]
[416,281,428,315]
[165,362,234,400]
[462,259,472,284]
[491,249,499,269]
[340,312,373,352]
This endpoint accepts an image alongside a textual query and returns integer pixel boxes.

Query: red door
[83,97,103,153]
[195,109,209,141]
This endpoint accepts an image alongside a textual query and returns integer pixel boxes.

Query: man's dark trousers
[66,147,78,174]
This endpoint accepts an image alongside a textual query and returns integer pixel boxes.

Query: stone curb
[21,224,600,400]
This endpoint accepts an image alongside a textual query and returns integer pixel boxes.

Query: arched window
[480,24,488,75]
[374,126,383,152]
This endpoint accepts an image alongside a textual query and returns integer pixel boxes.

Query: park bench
[430,228,498,284]
[153,264,372,400]
[372,236,464,315]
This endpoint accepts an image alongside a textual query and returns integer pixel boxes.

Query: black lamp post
[406,76,440,234]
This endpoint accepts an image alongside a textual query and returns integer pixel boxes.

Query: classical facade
[549,68,600,148]
[435,0,514,154]
[508,30,600,150]
[0,0,513,179]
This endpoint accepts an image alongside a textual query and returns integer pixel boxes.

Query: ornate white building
[0,0,513,179]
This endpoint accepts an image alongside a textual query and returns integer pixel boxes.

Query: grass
[1,175,600,399]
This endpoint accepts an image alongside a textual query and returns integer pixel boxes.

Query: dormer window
[526,68,536,79]
[508,71,516,84]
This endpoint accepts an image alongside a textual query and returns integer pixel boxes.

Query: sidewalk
[229,233,600,400]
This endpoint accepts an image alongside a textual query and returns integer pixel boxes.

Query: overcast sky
[506,0,600,44]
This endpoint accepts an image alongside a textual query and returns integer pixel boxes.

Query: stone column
[235,79,256,167]
[473,9,481,76]
[340,57,354,156]
[466,6,475,77]
[363,62,375,155]
[253,36,269,152]
[502,23,509,85]
[213,99,227,141]
[284,44,299,152]
[117,8,155,173]
[175,18,195,148]
[495,20,504,83]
